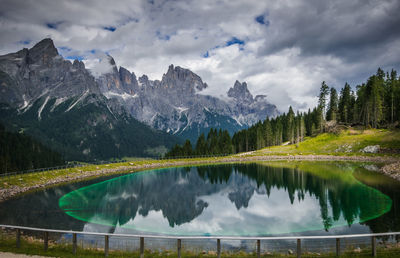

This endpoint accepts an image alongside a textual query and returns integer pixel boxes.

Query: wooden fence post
[297,239,301,258]
[217,239,221,258]
[16,229,20,248]
[44,231,48,251]
[104,235,109,257]
[371,236,376,257]
[177,239,181,258]
[72,233,77,255]
[336,238,340,256]
[140,237,144,258]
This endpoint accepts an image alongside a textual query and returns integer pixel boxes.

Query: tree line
[166,68,399,157]
[0,123,64,174]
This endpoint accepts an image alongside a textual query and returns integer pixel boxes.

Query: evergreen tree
[287,107,295,143]
[326,87,338,121]
[338,83,352,123]
[195,133,207,155]
[318,81,330,130]
[182,140,193,156]
[263,118,273,146]
[0,124,64,174]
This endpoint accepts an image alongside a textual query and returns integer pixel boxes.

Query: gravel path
[1,155,399,203]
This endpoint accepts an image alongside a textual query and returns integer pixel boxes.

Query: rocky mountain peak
[227,80,254,103]
[28,38,59,63]
[167,64,175,74]
[119,66,131,76]
[139,74,149,84]
[162,64,207,92]
[72,59,85,70]
[119,66,136,84]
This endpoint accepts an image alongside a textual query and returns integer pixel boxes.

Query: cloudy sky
[0,0,399,111]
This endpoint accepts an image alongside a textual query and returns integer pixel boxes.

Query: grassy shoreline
[1,154,399,203]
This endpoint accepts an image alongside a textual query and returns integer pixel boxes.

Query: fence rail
[1,224,399,257]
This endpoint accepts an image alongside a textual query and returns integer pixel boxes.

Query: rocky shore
[1,154,399,203]
[381,162,400,181]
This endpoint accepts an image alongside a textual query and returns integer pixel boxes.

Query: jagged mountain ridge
[0,38,279,157]
[0,39,179,160]
[96,58,279,142]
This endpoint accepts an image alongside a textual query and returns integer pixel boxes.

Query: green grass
[0,156,236,190]
[252,129,400,157]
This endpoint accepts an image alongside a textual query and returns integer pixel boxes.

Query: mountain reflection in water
[59,163,392,236]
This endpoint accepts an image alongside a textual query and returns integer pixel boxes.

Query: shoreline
[1,154,400,203]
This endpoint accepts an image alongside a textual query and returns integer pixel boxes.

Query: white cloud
[0,0,399,112]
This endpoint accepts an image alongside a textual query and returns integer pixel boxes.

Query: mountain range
[0,38,278,160]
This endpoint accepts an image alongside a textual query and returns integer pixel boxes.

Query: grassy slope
[252,129,400,156]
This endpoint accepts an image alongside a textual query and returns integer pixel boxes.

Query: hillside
[0,39,180,161]
[0,123,64,174]
[0,95,179,161]
[251,129,400,156]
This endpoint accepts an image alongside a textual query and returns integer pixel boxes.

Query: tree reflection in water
[59,162,392,235]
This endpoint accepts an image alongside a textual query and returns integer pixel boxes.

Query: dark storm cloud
[259,0,400,62]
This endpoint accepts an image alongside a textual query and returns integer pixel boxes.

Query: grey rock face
[228,80,253,104]
[227,80,279,126]
[0,38,279,144]
[97,61,279,141]
[0,38,99,111]
[97,63,236,138]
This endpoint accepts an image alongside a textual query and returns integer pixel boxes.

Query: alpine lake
[1,161,400,252]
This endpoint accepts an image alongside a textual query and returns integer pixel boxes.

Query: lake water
[1,161,400,251]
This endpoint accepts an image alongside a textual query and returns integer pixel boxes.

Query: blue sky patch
[59,46,71,51]
[46,22,62,29]
[255,15,270,26]
[203,51,209,58]
[19,40,31,45]
[226,37,245,47]
[66,55,84,61]
[104,26,116,32]
[156,31,170,41]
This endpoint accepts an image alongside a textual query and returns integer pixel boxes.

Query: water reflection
[59,163,392,236]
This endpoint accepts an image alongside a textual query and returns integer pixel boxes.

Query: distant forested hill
[0,123,64,174]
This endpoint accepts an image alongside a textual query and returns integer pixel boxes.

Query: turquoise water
[59,162,392,236]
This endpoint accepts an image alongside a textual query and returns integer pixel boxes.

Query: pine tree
[182,140,193,156]
[338,83,352,123]
[195,133,207,155]
[326,87,338,121]
[318,81,329,131]
[264,118,273,147]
